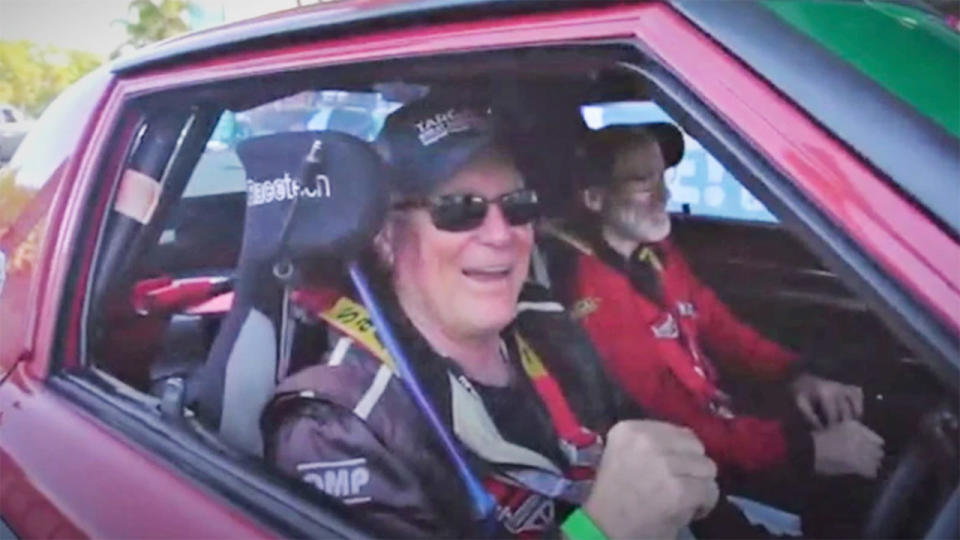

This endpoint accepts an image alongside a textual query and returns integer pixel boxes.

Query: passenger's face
[389,155,533,341]
[601,141,671,243]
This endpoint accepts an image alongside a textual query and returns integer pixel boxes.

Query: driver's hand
[812,420,885,478]
[583,421,719,539]
[791,373,864,428]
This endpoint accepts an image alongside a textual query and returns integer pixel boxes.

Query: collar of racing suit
[539,220,669,307]
[586,224,670,307]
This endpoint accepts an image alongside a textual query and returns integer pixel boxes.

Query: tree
[0,40,102,116]
[113,0,190,58]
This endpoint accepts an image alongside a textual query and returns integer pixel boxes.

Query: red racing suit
[556,229,813,475]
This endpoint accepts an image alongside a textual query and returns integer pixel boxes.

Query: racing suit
[552,226,814,477]
[261,284,622,537]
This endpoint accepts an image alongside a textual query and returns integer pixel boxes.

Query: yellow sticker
[515,333,546,379]
[636,247,663,272]
[320,297,395,371]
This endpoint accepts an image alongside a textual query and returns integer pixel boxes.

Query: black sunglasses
[393,188,541,232]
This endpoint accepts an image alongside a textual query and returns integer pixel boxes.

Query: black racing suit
[261,284,624,537]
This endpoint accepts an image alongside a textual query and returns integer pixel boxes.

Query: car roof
[110,0,621,74]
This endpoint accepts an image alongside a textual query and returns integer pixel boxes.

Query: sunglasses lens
[431,195,488,232]
[427,190,540,232]
[501,190,540,226]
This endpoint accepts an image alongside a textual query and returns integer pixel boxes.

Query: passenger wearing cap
[548,123,885,507]
[261,100,719,538]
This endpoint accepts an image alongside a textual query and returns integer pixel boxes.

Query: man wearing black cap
[549,123,884,521]
[262,100,719,538]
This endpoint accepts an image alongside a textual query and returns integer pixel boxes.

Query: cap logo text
[414,108,484,146]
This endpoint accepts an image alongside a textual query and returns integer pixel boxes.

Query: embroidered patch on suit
[570,297,600,320]
[677,301,697,317]
[651,312,679,339]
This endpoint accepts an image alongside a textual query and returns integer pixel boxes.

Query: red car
[1,0,957,537]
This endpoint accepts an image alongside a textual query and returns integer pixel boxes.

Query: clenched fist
[583,421,719,539]
[813,420,885,478]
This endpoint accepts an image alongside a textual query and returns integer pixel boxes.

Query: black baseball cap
[583,123,685,186]
[376,96,499,197]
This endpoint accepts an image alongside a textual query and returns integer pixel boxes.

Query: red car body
[1,1,956,537]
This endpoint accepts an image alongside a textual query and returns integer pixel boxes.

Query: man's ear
[582,186,605,214]
[373,219,396,269]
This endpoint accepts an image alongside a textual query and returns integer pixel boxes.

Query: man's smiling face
[389,151,533,341]
[600,139,671,244]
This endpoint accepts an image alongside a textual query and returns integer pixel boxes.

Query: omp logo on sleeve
[297,458,371,504]
[247,172,331,207]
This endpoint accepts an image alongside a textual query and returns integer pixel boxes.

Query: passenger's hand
[791,373,863,428]
[812,420,884,478]
[583,421,719,539]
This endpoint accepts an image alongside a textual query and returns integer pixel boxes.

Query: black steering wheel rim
[862,405,958,538]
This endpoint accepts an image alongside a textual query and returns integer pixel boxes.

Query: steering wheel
[862,404,958,538]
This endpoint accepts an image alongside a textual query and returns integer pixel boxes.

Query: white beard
[604,203,672,244]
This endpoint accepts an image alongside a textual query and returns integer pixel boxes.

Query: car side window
[182,91,399,200]
[583,101,777,223]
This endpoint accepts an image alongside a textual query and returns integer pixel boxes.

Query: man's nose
[475,203,513,245]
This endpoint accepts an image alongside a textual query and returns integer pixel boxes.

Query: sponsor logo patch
[246,172,331,207]
[710,401,736,419]
[298,458,371,504]
[651,312,679,339]
[570,297,600,320]
[498,492,556,534]
[677,301,697,317]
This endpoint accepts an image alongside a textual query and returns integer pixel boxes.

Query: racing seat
[186,130,387,456]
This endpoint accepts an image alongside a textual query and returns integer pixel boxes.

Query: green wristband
[561,508,609,540]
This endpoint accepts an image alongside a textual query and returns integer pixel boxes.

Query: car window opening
[77,44,958,540]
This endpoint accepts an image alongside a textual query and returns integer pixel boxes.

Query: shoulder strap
[538,220,594,256]
[514,333,599,449]
[317,296,396,372]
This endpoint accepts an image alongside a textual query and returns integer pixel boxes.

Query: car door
[0,73,279,539]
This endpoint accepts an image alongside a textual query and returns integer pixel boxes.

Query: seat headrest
[236,131,389,270]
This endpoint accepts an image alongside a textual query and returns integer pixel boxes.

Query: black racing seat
[186,130,387,456]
